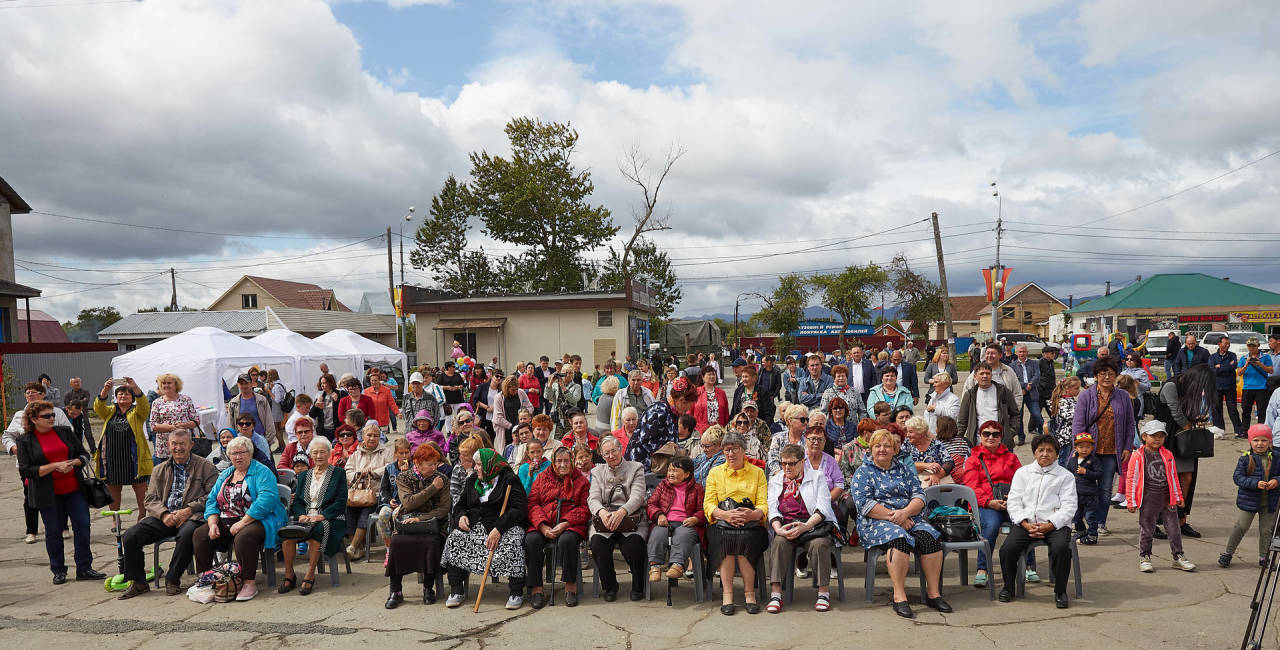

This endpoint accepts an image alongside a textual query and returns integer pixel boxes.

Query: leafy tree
[888,253,943,332]
[808,264,889,351]
[467,117,618,292]
[598,237,680,321]
[409,175,501,296]
[62,306,122,342]
[750,274,809,354]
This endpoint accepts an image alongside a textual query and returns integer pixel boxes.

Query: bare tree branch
[617,143,687,274]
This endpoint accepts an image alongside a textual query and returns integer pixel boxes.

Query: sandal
[766,595,783,614]
[815,593,831,612]
[298,578,315,596]
[278,576,296,595]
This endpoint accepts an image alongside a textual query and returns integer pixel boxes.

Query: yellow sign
[393,288,403,318]
[1231,311,1280,323]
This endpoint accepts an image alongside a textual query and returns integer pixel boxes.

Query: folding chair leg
[864,548,878,603]
[152,542,162,589]
[328,554,340,587]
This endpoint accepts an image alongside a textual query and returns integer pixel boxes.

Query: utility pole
[169,268,178,312]
[400,207,414,355]
[991,183,1004,344]
[930,212,954,358]
[386,226,396,349]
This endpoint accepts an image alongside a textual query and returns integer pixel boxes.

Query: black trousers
[590,532,646,595]
[122,516,201,584]
[1213,390,1242,433]
[999,525,1072,595]
[1241,389,1266,427]
[523,529,582,586]
[23,481,39,536]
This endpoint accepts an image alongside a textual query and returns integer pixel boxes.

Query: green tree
[408,175,502,296]
[467,117,618,292]
[888,253,943,333]
[751,274,809,354]
[808,263,889,351]
[62,306,122,342]
[598,237,680,322]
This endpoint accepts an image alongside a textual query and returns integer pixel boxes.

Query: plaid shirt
[166,459,190,512]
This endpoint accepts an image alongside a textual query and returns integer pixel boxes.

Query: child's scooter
[101,508,157,592]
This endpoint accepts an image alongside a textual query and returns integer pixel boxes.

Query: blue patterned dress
[625,400,677,469]
[850,459,939,548]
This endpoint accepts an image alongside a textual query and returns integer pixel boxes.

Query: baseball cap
[1073,432,1094,444]
[409,372,424,384]
[236,373,252,383]
[741,399,758,411]
[1140,420,1168,437]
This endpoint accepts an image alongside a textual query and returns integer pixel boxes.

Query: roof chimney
[1223,277,1230,282]
[1105,281,1111,296]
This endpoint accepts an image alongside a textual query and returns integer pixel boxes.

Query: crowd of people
[6,332,1280,617]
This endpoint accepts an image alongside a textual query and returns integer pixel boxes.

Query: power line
[28,210,372,240]
[1004,228,1280,242]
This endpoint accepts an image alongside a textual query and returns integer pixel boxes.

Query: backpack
[281,390,296,413]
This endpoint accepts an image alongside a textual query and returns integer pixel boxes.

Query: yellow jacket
[93,393,153,479]
[703,461,768,523]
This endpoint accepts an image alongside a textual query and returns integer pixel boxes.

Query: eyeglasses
[722,446,743,453]
[295,428,313,435]
[980,431,1001,438]
[779,459,801,467]
[37,413,56,420]
[830,406,846,411]
[457,417,473,424]
[228,450,251,457]
[805,437,825,444]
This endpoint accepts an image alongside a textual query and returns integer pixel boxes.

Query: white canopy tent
[111,327,297,431]
[314,329,408,381]
[250,329,359,394]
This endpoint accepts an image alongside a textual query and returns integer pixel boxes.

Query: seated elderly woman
[279,436,347,596]
[850,430,952,618]
[960,420,1036,589]
[704,432,769,616]
[646,456,706,583]
[193,436,287,601]
[768,404,810,475]
[442,448,529,610]
[903,415,953,487]
[998,434,1077,609]
[589,435,649,602]
[766,443,838,613]
[524,446,591,609]
[610,406,640,455]
[384,442,451,609]
[344,423,392,560]
[693,425,726,485]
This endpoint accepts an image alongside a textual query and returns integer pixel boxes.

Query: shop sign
[1179,314,1226,323]
[1230,311,1280,324]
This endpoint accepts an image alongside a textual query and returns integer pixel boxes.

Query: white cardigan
[1006,461,1077,531]
[925,389,960,433]
[767,463,837,526]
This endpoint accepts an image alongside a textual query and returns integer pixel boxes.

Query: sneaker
[649,565,663,582]
[830,567,839,580]
[684,568,694,579]
[666,563,685,580]
[23,533,36,544]
[1024,569,1041,583]
[1115,498,1128,509]
[1180,523,1202,539]
[973,572,988,588]
[1172,554,1196,572]
[795,566,812,579]
[1218,553,1232,568]
[1080,535,1098,545]
[506,595,523,610]
[1110,493,1124,504]
[1138,555,1154,573]
[297,542,308,556]
[445,593,464,608]
[235,582,258,601]
[1097,526,1112,537]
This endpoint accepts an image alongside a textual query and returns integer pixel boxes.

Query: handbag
[278,519,314,540]
[210,561,243,603]
[790,520,834,546]
[927,503,979,542]
[78,465,112,509]
[977,457,1011,503]
[395,516,442,536]
[592,483,640,533]
[347,472,378,508]
[1171,427,1214,459]
[714,497,760,529]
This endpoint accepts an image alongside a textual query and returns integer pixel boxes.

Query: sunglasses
[295,428,313,434]
[37,413,56,420]
[793,416,809,423]
[458,417,473,424]
[980,431,1001,438]
[339,433,355,438]
[779,459,801,467]
[237,422,254,427]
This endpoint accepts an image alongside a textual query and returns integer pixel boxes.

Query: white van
[1142,330,1177,357]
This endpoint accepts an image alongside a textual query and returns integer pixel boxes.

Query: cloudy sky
[2,0,1277,323]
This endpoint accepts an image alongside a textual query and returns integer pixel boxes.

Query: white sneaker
[1116,498,1128,509]
[1172,554,1196,572]
[1110,493,1124,504]
[445,593,465,608]
[1139,555,1154,573]
[1097,526,1112,536]
[23,533,36,544]
[795,566,812,579]
[506,595,523,610]
[830,568,839,580]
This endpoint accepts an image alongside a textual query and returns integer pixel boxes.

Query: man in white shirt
[957,363,1019,446]
[844,345,876,406]
[963,344,1024,414]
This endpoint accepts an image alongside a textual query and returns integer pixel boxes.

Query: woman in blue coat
[850,430,950,619]
[192,436,287,601]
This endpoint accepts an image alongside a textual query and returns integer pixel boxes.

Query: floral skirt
[442,526,525,578]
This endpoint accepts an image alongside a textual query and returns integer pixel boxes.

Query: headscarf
[472,447,509,500]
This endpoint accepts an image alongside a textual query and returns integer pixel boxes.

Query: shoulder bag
[714,497,761,529]
[347,471,378,508]
[78,464,112,509]
[1171,427,1214,459]
[977,457,1011,503]
[592,483,640,533]
[278,519,314,540]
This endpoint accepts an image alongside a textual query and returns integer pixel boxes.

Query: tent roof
[1064,274,1280,314]
[250,329,351,359]
[314,329,405,358]
[117,326,294,363]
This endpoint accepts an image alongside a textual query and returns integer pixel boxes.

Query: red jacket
[519,374,542,409]
[526,468,591,538]
[646,478,707,546]
[961,444,1021,508]
[1125,446,1182,509]
[337,394,375,427]
[692,386,729,433]
[362,386,400,427]
[561,431,599,451]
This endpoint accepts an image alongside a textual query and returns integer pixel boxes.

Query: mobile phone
[111,377,127,386]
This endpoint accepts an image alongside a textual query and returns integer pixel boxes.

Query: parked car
[996,332,1046,357]
[1140,329,1178,358]
[1201,331,1259,359]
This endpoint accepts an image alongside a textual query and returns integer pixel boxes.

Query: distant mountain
[678,304,904,324]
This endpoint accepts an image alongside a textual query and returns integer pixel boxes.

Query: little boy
[1220,424,1280,568]
[1126,420,1196,572]
[873,401,892,426]
[1065,432,1102,544]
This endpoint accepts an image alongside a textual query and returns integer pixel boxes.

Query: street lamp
[398,206,414,352]
[733,292,752,350]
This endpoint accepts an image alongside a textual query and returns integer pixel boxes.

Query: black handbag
[395,517,442,536]
[592,484,640,533]
[278,520,314,540]
[1171,427,1214,459]
[78,465,112,509]
[790,520,834,546]
[932,514,978,542]
[977,457,1011,502]
[714,497,760,529]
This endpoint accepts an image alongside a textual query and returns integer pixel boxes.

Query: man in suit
[1037,345,1059,423]
[1172,333,1210,376]
[755,356,782,424]
[843,345,878,407]
[886,350,920,404]
[1008,343,1042,446]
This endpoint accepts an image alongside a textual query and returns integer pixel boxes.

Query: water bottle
[297,542,308,556]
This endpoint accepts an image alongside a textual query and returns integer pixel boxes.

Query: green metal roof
[1064,274,1280,314]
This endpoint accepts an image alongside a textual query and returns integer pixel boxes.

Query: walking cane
[474,484,513,613]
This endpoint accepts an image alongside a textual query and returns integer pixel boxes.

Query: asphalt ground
[0,372,1263,649]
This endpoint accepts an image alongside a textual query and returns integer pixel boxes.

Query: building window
[1023,311,1033,324]
[1000,307,1014,320]
[597,310,613,327]
[125,344,137,351]
[241,293,258,309]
